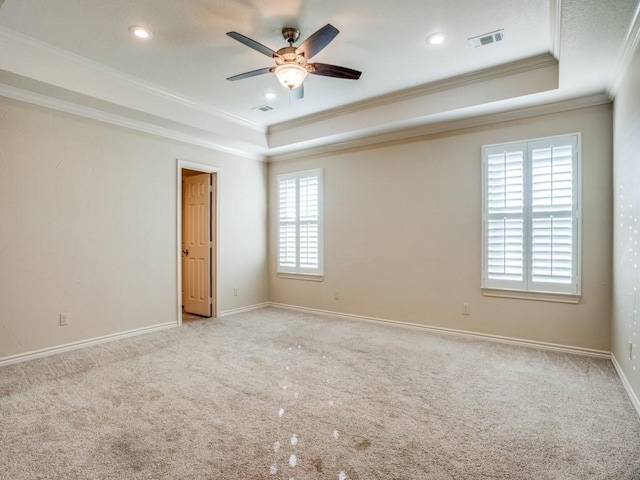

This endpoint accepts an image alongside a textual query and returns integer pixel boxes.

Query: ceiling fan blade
[226,31,278,58]
[309,63,362,80]
[291,83,304,100]
[226,67,273,81]
[297,24,339,60]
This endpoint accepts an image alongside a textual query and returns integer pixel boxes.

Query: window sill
[277,273,324,282]
[481,288,581,304]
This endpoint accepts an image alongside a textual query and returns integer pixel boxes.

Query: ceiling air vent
[468,29,504,49]
[252,104,274,112]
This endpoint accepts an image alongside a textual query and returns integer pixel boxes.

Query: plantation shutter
[483,144,526,290]
[277,169,323,275]
[482,135,580,295]
[299,174,320,269]
[278,177,297,269]
[528,137,578,293]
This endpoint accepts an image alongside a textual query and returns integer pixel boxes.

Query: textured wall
[0,97,268,358]
[269,104,613,351]
[612,44,640,402]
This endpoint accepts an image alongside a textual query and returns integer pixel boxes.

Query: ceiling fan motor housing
[281,27,300,44]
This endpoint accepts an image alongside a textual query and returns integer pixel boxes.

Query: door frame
[176,159,220,326]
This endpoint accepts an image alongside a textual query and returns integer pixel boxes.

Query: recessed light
[264,92,277,100]
[129,25,153,40]
[426,32,447,46]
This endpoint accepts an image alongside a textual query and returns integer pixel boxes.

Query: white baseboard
[611,354,640,419]
[268,302,611,359]
[220,302,270,317]
[0,321,178,367]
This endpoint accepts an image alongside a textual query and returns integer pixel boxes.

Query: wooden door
[182,173,212,316]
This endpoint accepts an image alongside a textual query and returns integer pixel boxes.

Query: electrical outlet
[59,313,69,326]
[462,303,470,315]
[233,288,238,297]
[334,290,340,300]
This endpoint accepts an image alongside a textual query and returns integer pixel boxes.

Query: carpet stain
[311,457,323,472]
[112,436,145,472]
[165,429,181,442]
[355,438,371,451]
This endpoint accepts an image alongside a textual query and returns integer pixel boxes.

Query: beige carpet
[1,307,639,479]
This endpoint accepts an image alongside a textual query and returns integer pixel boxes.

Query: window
[277,169,323,276]
[482,134,580,297]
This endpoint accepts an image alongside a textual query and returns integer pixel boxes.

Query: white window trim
[481,288,581,304]
[481,133,582,300]
[276,169,324,277]
[277,273,324,282]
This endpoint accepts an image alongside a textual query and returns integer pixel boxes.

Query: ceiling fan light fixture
[274,64,308,90]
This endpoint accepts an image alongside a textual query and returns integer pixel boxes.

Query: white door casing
[176,160,219,325]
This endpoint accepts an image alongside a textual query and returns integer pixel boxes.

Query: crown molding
[269,53,558,136]
[607,0,640,97]
[550,0,562,60]
[267,92,610,163]
[0,26,267,134]
[0,83,266,161]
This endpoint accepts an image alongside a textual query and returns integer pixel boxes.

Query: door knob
[182,249,189,256]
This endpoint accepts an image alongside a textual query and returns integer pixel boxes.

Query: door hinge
[209,298,213,305]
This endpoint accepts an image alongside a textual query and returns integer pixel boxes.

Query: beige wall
[0,92,616,360]
[612,44,640,400]
[269,104,613,351]
[0,97,268,358]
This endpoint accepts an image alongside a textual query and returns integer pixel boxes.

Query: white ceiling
[0,0,638,159]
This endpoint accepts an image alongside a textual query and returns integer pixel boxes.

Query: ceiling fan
[226,24,362,99]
